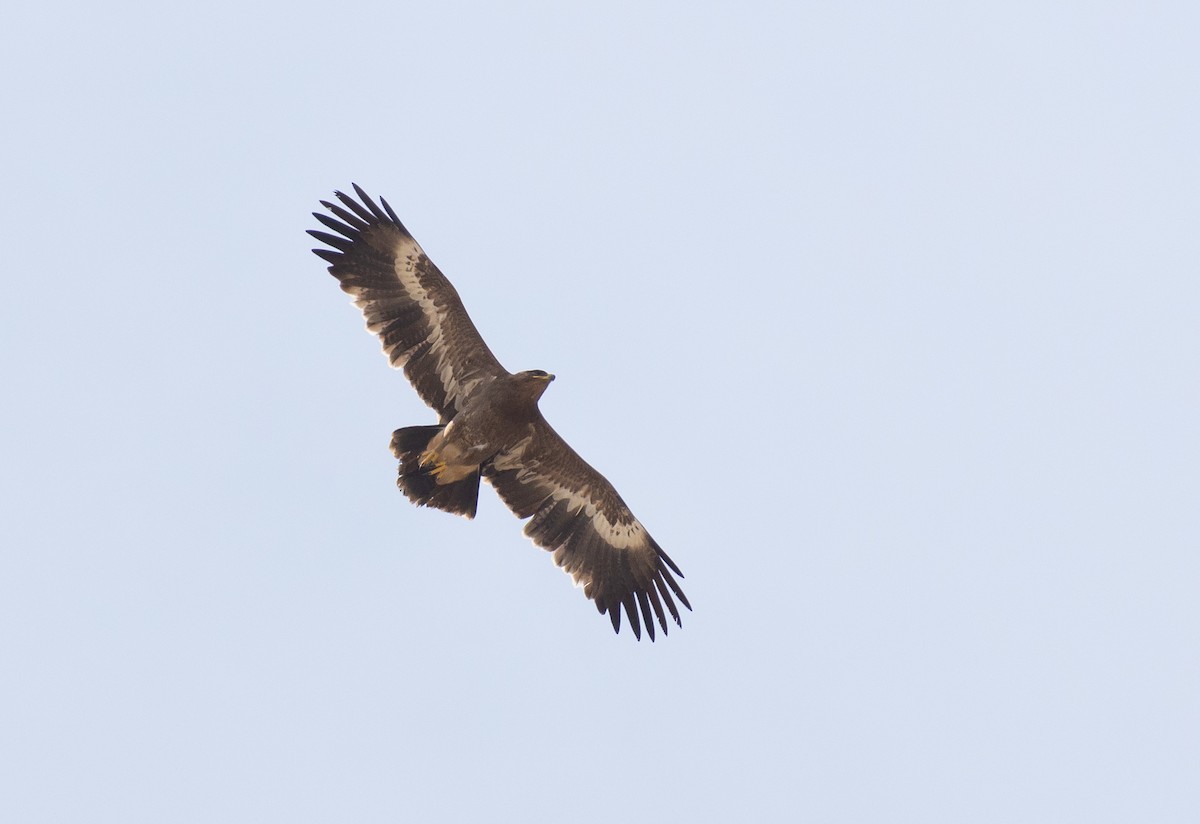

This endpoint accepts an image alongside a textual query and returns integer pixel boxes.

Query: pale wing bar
[484,422,690,640]
[309,184,507,420]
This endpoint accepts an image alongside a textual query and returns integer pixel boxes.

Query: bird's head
[517,369,555,400]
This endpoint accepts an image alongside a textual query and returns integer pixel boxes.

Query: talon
[419,450,446,476]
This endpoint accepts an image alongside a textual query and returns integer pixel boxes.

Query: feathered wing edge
[307,184,507,421]
[483,438,691,641]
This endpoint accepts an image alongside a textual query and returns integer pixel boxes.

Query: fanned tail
[390,425,481,518]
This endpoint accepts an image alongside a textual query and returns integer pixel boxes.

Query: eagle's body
[309,185,690,640]
[416,370,552,485]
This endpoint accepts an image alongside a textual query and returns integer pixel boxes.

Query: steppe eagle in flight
[308,185,690,640]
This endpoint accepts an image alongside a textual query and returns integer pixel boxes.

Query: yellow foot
[419,450,446,477]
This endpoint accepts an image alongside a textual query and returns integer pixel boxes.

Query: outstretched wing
[309,185,507,421]
[483,416,691,641]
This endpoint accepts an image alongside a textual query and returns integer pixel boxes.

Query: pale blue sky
[3,2,1198,822]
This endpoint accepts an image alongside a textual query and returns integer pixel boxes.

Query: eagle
[308,185,690,640]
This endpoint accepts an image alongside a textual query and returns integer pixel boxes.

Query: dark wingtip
[350,183,389,222]
[380,195,402,225]
[308,230,354,252]
[660,565,692,613]
[637,590,656,642]
[655,542,685,578]
[312,211,358,237]
[625,593,643,641]
[333,188,375,223]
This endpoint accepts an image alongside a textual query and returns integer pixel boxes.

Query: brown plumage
[309,185,690,640]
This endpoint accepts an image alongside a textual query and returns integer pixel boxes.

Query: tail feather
[390,425,481,519]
